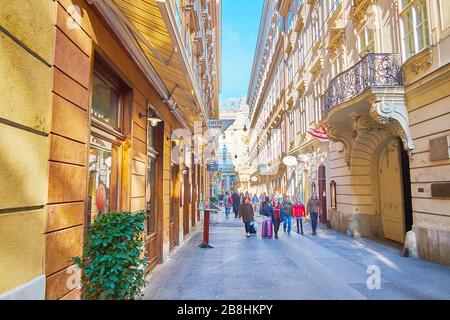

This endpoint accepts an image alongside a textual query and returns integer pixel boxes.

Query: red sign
[96,184,106,212]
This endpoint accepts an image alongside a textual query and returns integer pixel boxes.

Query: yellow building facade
[248,0,450,265]
[1,0,221,299]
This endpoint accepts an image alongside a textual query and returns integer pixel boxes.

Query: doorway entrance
[169,163,180,251]
[378,138,413,243]
[318,165,327,224]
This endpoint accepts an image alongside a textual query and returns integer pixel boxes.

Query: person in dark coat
[232,190,241,218]
[239,196,255,237]
[307,192,320,235]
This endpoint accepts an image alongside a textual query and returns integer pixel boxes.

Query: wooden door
[318,165,327,224]
[378,139,405,243]
[183,169,190,236]
[169,164,179,250]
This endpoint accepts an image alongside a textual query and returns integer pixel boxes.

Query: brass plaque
[429,135,450,161]
[431,183,450,198]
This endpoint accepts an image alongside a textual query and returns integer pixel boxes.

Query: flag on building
[307,125,329,142]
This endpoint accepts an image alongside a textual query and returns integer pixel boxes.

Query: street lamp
[283,156,298,167]
[139,105,162,127]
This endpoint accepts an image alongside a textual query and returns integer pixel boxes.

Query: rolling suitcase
[261,220,273,239]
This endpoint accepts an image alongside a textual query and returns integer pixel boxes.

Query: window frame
[399,0,431,60]
[91,53,128,134]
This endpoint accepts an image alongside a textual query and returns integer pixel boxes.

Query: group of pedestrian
[219,190,245,220]
[219,189,320,238]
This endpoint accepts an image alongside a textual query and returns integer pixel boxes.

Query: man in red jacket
[292,199,305,235]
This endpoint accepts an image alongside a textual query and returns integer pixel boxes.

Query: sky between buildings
[219,0,264,110]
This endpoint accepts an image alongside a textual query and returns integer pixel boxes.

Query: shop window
[88,53,130,224]
[147,157,157,235]
[88,137,119,224]
[330,180,337,209]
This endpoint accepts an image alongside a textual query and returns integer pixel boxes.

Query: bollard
[199,209,213,249]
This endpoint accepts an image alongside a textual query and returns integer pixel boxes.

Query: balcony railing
[321,53,403,119]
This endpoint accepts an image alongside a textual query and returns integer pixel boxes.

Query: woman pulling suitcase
[260,196,274,239]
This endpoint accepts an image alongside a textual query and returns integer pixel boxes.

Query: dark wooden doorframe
[318,165,327,224]
[183,168,190,236]
[169,164,180,250]
[400,140,413,233]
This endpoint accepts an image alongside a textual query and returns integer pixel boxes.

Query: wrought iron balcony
[321,53,403,119]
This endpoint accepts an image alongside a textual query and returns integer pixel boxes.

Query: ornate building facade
[248,0,450,266]
[0,0,221,299]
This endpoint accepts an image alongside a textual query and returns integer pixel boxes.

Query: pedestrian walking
[232,190,241,219]
[238,196,255,237]
[307,192,320,235]
[282,195,293,235]
[251,194,260,214]
[293,199,305,235]
[260,196,274,239]
[272,198,283,239]
[223,192,232,219]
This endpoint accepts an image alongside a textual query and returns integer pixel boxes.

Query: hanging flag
[307,125,329,142]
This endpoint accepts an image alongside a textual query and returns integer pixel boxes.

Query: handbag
[249,220,258,234]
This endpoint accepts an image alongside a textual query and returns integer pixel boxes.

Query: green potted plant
[72,210,148,300]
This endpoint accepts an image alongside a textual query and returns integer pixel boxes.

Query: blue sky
[219,0,264,107]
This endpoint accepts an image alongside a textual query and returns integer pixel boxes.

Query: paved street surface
[144,211,450,300]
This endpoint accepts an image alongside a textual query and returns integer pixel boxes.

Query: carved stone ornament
[370,101,415,154]
[327,28,345,57]
[402,47,433,77]
[350,0,375,30]
[327,126,352,165]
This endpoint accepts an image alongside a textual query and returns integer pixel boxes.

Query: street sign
[208,119,235,133]
[207,119,235,139]
[207,161,219,172]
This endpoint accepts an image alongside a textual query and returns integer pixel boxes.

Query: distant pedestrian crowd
[217,190,320,239]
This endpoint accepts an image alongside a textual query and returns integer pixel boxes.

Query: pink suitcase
[261,220,273,239]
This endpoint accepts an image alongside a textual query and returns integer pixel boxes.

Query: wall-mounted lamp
[139,105,162,127]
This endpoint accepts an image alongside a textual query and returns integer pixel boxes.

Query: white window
[328,0,340,14]
[313,80,322,123]
[400,0,430,60]
[358,25,375,57]
[289,110,295,145]
[332,51,344,78]
[312,14,320,44]
[299,97,307,134]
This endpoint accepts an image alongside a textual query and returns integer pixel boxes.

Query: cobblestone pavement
[144,210,450,300]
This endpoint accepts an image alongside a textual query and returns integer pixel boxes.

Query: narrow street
[145,211,450,300]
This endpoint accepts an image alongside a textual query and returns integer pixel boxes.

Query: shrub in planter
[72,210,148,300]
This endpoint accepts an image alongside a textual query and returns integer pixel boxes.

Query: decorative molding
[326,28,345,57]
[327,126,352,165]
[285,39,293,55]
[370,100,415,155]
[295,13,305,33]
[349,0,375,30]
[310,57,323,79]
[402,47,433,77]
[296,79,307,96]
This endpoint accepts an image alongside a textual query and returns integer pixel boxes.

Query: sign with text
[208,119,235,138]
[207,161,219,172]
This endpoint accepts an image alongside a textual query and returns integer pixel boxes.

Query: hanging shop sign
[208,119,235,139]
